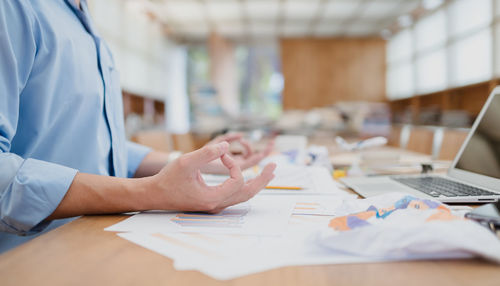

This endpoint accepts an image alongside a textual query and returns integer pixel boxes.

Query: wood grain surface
[1,212,499,286]
[281,38,386,110]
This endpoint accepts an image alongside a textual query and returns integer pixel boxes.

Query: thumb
[180,142,229,170]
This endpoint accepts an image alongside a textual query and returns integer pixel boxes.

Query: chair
[387,124,411,148]
[387,125,402,147]
[437,128,469,161]
[406,126,435,155]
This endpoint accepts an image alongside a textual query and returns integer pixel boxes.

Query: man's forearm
[47,172,151,220]
[133,151,170,178]
[46,142,275,222]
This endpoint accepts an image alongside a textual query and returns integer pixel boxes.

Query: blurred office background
[87,0,500,159]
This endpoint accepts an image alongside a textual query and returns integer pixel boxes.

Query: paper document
[316,193,500,263]
[118,229,385,280]
[105,196,294,235]
[274,135,308,164]
[109,182,500,280]
[289,195,344,216]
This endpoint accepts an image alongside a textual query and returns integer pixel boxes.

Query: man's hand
[146,142,276,213]
[48,142,276,220]
[201,133,274,175]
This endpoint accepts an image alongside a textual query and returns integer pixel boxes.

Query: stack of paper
[112,193,358,280]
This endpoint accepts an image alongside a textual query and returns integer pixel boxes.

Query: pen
[265,186,303,190]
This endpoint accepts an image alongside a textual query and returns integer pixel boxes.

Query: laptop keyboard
[391,176,496,198]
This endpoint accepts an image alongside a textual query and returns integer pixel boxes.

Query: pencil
[265,186,303,190]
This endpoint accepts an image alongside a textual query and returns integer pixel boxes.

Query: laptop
[341,86,500,203]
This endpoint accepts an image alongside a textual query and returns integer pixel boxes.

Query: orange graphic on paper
[426,208,461,222]
[377,206,395,217]
[329,216,350,231]
[408,200,430,210]
[328,211,376,231]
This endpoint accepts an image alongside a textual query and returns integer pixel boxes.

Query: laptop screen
[455,93,500,179]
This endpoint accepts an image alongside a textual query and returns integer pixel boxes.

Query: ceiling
[139,0,435,42]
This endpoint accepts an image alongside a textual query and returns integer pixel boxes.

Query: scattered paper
[108,169,500,281]
[117,226,378,280]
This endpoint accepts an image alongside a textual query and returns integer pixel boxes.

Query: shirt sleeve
[126,141,152,178]
[0,0,78,235]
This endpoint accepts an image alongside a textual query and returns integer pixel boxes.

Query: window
[448,0,492,37]
[386,0,497,98]
[236,44,283,118]
[387,29,413,64]
[416,49,447,93]
[415,10,446,53]
[387,62,414,99]
[449,29,493,86]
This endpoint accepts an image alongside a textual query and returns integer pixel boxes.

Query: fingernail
[218,141,229,151]
[222,153,234,161]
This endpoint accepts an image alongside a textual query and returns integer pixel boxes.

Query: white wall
[88,0,174,101]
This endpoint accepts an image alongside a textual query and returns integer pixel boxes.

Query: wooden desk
[0,214,499,286]
[1,144,499,285]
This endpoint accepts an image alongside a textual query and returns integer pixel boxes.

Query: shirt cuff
[126,141,152,178]
[0,158,78,235]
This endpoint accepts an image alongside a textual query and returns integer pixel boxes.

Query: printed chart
[105,196,294,235]
[171,207,250,229]
[292,202,337,216]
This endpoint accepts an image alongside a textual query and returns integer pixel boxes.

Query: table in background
[308,134,449,174]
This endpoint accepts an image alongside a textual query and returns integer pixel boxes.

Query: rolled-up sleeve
[0,155,77,235]
[0,0,77,235]
[126,141,151,178]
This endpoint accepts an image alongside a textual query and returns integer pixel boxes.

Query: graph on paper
[292,202,337,216]
[105,196,295,235]
[328,195,461,232]
[171,207,250,229]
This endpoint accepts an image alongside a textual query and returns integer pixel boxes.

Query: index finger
[238,138,253,158]
[181,142,229,170]
[217,163,276,209]
[206,154,245,203]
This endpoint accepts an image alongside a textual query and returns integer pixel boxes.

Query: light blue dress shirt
[0,0,151,253]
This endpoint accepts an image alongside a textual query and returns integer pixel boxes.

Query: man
[0,0,275,253]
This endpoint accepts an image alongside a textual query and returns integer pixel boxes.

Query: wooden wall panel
[280,38,386,110]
